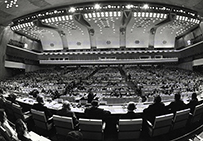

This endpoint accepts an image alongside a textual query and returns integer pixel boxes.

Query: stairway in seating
[85,67,100,79]
[117,67,139,96]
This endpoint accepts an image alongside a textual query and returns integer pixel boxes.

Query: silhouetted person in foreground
[57,101,79,130]
[84,100,110,119]
[143,95,167,123]
[120,102,142,119]
[166,93,186,113]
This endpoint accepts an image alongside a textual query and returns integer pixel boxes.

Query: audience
[56,101,79,130]
[166,93,186,113]
[0,66,203,140]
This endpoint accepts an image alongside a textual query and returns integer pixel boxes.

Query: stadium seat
[0,126,19,141]
[53,115,74,138]
[4,100,14,121]
[12,103,32,122]
[31,109,52,133]
[190,103,203,124]
[79,118,105,141]
[118,118,142,140]
[172,108,190,130]
[146,113,173,137]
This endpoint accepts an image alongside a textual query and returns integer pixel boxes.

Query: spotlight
[126,4,133,9]
[142,4,149,9]
[69,7,76,13]
[94,4,101,10]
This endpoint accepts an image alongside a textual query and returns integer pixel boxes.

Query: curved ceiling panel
[42,15,91,50]
[126,12,167,48]
[83,11,122,48]
[6,1,202,51]
[0,0,202,26]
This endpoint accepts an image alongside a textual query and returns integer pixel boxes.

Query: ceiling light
[105,12,108,17]
[113,12,117,17]
[88,13,92,18]
[92,13,96,17]
[58,16,62,21]
[69,7,76,13]
[94,4,101,10]
[84,14,88,18]
[62,16,65,21]
[142,12,145,17]
[126,4,133,9]
[4,0,18,8]
[142,4,149,9]
[97,12,100,17]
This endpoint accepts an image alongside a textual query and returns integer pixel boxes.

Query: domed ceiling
[0,0,203,26]
[2,0,203,51]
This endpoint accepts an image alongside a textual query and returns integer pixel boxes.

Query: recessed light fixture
[5,0,18,8]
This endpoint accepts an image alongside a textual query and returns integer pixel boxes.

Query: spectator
[57,101,79,130]
[0,88,3,94]
[166,93,186,113]
[0,95,5,109]
[120,102,141,119]
[7,93,18,104]
[143,95,167,123]
[87,89,96,103]
[0,109,18,140]
[15,119,32,141]
[84,100,110,119]
[32,96,52,120]
[29,89,39,99]
[187,92,200,113]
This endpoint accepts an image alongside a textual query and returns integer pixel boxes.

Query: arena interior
[1,0,203,141]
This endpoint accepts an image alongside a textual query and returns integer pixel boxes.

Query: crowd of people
[1,66,202,103]
[0,65,203,140]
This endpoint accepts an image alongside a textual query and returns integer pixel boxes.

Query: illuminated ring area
[10,2,200,47]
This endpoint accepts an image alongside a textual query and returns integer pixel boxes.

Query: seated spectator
[15,119,32,141]
[32,96,52,120]
[0,88,3,94]
[143,95,167,123]
[186,92,200,113]
[0,109,18,140]
[84,100,110,119]
[0,95,5,109]
[7,93,18,104]
[56,101,79,130]
[166,93,186,113]
[120,102,141,119]
[66,131,83,141]
[29,89,39,98]
[87,89,96,103]
[52,90,60,99]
